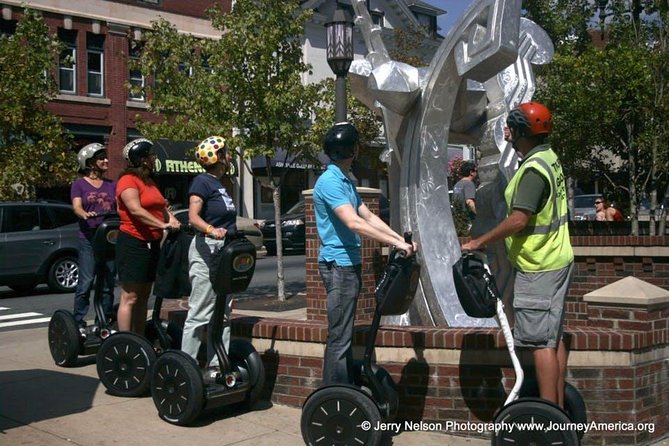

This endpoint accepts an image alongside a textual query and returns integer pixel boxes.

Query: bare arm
[357,202,404,244]
[120,187,174,230]
[188,195,226,239]
[461,209,530,251]
[71,196,96,220]
[334,203,415,255]
[465,198,476,215]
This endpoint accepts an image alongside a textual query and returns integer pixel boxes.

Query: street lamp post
[326,8,354,123]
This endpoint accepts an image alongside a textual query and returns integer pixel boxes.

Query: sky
[423,0,476,36]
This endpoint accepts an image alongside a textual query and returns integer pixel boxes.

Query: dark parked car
[0,201,80,293]
[261,197,390,256]
[261,200,306,255]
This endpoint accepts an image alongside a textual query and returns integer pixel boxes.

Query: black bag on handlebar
[452,252,498,318]
[375,248,420,316]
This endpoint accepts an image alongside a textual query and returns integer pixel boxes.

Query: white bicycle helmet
[77,143,105,170]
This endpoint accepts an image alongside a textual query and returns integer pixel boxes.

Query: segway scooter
[301,233,420,446]
[149,230,265,425]
[48,214,120,367]
[95,228,186,397]
[453,252,587,445]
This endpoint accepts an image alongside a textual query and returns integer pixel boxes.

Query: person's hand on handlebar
[163,213,182,232]
[396,241,417,257]
[209,227,227,240]
[461,238,485,252]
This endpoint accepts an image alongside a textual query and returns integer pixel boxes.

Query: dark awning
[251,148,328,170]
[152,138,237,177]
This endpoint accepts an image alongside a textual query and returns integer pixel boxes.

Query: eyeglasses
[594,201,603,205]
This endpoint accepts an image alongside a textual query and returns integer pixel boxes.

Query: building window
[128,40,145,101]
[370,10,384,27]
[0,19,17,38]
[414,12,437,37]
[87,33,104,96]
[58,29,77,94]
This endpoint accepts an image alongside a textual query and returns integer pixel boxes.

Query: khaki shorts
[512,262,574,349]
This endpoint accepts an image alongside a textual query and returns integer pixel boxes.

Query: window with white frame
[128,40,145,101]
[370,10,384,27]
[87,33,104,96]
[58,29,77,94]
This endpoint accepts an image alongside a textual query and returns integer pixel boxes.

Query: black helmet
[122,138,154,167]
[323,122,359,161]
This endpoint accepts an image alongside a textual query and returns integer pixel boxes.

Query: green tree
[524,0,669,235]
[133,0,318,300]
[0,8,74,200]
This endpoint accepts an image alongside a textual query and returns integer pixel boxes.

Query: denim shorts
[116,230,160,284]
[512,262,574,349]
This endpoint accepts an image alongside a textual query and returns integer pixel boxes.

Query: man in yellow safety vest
[462,102,574,408]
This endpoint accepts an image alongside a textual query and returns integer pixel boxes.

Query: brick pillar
[304,187,384,323]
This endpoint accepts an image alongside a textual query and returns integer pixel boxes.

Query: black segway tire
[229,339,265,405]
[353,362,399,420]
[491,398,580,446]
[48,310,82,367]
[151,351,205,426]
[520,378,587,439]
[96,332,156,397]
[301,386,383,446]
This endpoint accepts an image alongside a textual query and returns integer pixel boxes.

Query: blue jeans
[73,237,116,327]
[318,261,362,385]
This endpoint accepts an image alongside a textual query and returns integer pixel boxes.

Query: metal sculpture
[348,0,554,326]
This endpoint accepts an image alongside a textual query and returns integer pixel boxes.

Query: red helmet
[506,102,553,137]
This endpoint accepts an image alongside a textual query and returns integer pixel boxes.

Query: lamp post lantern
[326,8,354,122]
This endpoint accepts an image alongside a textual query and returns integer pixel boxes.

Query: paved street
[0,254,306,333]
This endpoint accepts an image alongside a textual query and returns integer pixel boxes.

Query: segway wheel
[353,362,399,420]
[301,386,383,446]
[96,332,156,397]
[520,378,588,439]
[151,351,204,426]
[491,398,579,446]
[48,310,81,367]
[229,339,265,405]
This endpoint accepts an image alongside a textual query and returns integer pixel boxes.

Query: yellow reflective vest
[504,145,573,272]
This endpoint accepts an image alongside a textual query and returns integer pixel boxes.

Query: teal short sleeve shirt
[313,164,362,266]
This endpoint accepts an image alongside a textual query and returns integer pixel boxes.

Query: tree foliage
[0,8,74,200]
[523,0,669,234]
[132,0,318,300]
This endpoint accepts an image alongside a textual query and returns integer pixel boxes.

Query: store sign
[152,139,237,177]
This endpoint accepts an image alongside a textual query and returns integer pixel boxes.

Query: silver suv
[0,201,80,293]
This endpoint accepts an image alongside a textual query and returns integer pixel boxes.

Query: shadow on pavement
[0,369,100,430]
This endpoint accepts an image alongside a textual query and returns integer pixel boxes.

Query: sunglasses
[594,201,603,205]
[93,152,108,161]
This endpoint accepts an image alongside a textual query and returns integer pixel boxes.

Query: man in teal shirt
[314,122,416,385]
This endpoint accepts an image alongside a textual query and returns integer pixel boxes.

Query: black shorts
[116,230,160,284]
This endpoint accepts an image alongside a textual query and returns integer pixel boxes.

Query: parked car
[0,201,80,293]
[261,200,306,256]
[172,209,264,252]
[572,194,600,221]
[261,197,390,256]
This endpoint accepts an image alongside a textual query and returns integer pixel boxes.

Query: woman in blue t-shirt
[182,136,237,373]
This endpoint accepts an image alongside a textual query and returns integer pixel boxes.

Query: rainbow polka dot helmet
[195,136,226,166]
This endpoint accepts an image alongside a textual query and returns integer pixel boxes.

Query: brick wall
[304,188,385,323]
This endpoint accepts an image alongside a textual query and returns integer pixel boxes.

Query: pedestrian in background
[452,161,478,220]
[595,195,623,221]
[314,122,416,385]
[462,102,573,408]
[181,136,237,371]
[115,138,181,335]
[70,143,116,335]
